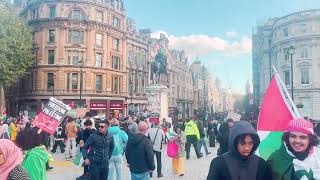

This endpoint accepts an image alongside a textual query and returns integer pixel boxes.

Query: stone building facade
[126,18,149,114]
[8,0,127,118]
[253,9,320,120]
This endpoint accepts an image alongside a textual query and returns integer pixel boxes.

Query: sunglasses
[99,126,106,129]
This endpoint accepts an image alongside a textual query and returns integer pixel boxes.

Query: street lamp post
[129,79,133,115]
[79,58,84,107]
[287,45,295,101]
[53,74,56,97]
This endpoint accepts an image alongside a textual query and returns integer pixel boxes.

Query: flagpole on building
[272,66,301,118]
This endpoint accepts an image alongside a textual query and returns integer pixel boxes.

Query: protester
[184,118,202,159]
[207,120,218,147]
[216,118,234,156]
[16,127,49,180]
[10,118,21,142]
[170,126,186,176]
[51,125,65,153]
[197,120,211,155]
[126,121,155,180]
[161,118,171,144]
[108,118,128,180]
[0,123,10,139]
[148,121,165,178]
[76,120,96,179]
[81,112,96,130]
[82,120,115,180]
[65,118,78,159]
[207,121,272,180]
[0,139,30,180]
[267,118,320,180]
[127,117,138,135]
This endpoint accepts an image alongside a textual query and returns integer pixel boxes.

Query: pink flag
[1,107,6,115]
[258,75,294,131]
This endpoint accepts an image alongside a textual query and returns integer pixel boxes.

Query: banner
[33,97,71,134]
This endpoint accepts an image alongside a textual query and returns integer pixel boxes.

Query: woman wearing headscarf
[0,139,30,180]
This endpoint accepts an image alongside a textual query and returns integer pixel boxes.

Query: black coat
[207,154,272,180]
[125,133,155,174]
[208,121,272,180]
[82,132,114,165]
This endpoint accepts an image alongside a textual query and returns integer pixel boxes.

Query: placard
[33,97,71,134]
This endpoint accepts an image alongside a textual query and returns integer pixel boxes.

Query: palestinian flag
[1,107,7,122]
[257,73,299,160]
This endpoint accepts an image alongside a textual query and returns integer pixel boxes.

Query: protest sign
[33,97,71,134]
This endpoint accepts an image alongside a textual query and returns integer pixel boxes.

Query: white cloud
[226,31,238,38]
[151,31,252,58]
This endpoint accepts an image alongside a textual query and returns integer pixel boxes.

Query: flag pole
[272,66,301,118]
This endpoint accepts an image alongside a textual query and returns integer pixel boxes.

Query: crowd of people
[1,112,320,180]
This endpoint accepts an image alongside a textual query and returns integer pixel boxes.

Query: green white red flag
[257,72,300,160]
[1,107,7,122]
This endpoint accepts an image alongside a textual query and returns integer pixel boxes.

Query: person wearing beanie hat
[267,118,320,180]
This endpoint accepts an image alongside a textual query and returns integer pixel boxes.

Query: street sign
[32,97,71,134]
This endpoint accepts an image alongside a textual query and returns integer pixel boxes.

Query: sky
[125,0,320,94]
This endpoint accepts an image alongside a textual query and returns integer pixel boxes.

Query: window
[96,11,103,22]
[283,48,289,61]
[68,30,84,44]
[73,51,79,65]
[31,8,39,20]
[67,51,72,64]
[96,33,102,46]
[301,69,310,85]
[48,50,55,64]
[72,73,78,90]
[112,76,120,94]
[48,30,55,43]
[47,73,54,90]
[49,6,56,18]
[96,53,102,67]
[113,16,121,28]
[112,56,120,70]
[301,24,307,33]
[300,47,308,58]
[110,0,115,8]
[112,38,120,50]
[284,70,290,85]
[68,10,85,20]
[67,50,83,65]
[96,75,102,92]
[283,27,288,37]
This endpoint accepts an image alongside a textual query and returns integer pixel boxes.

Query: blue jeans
[131,172,150,180]
[108,155,123,180]
[198,138,209,154]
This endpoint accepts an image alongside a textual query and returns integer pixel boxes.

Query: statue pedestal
[145,84,169,124]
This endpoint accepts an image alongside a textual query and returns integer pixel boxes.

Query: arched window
[68,10,85,20]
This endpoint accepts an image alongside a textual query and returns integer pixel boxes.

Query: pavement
[47,143,218,180]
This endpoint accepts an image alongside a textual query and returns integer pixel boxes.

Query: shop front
[109,100,123,119]
[90,102,107,118]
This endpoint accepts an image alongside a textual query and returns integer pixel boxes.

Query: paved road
[47,143,218,180]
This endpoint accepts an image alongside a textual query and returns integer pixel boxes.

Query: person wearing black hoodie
[207,121,272,180]
[126,121,155,180]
